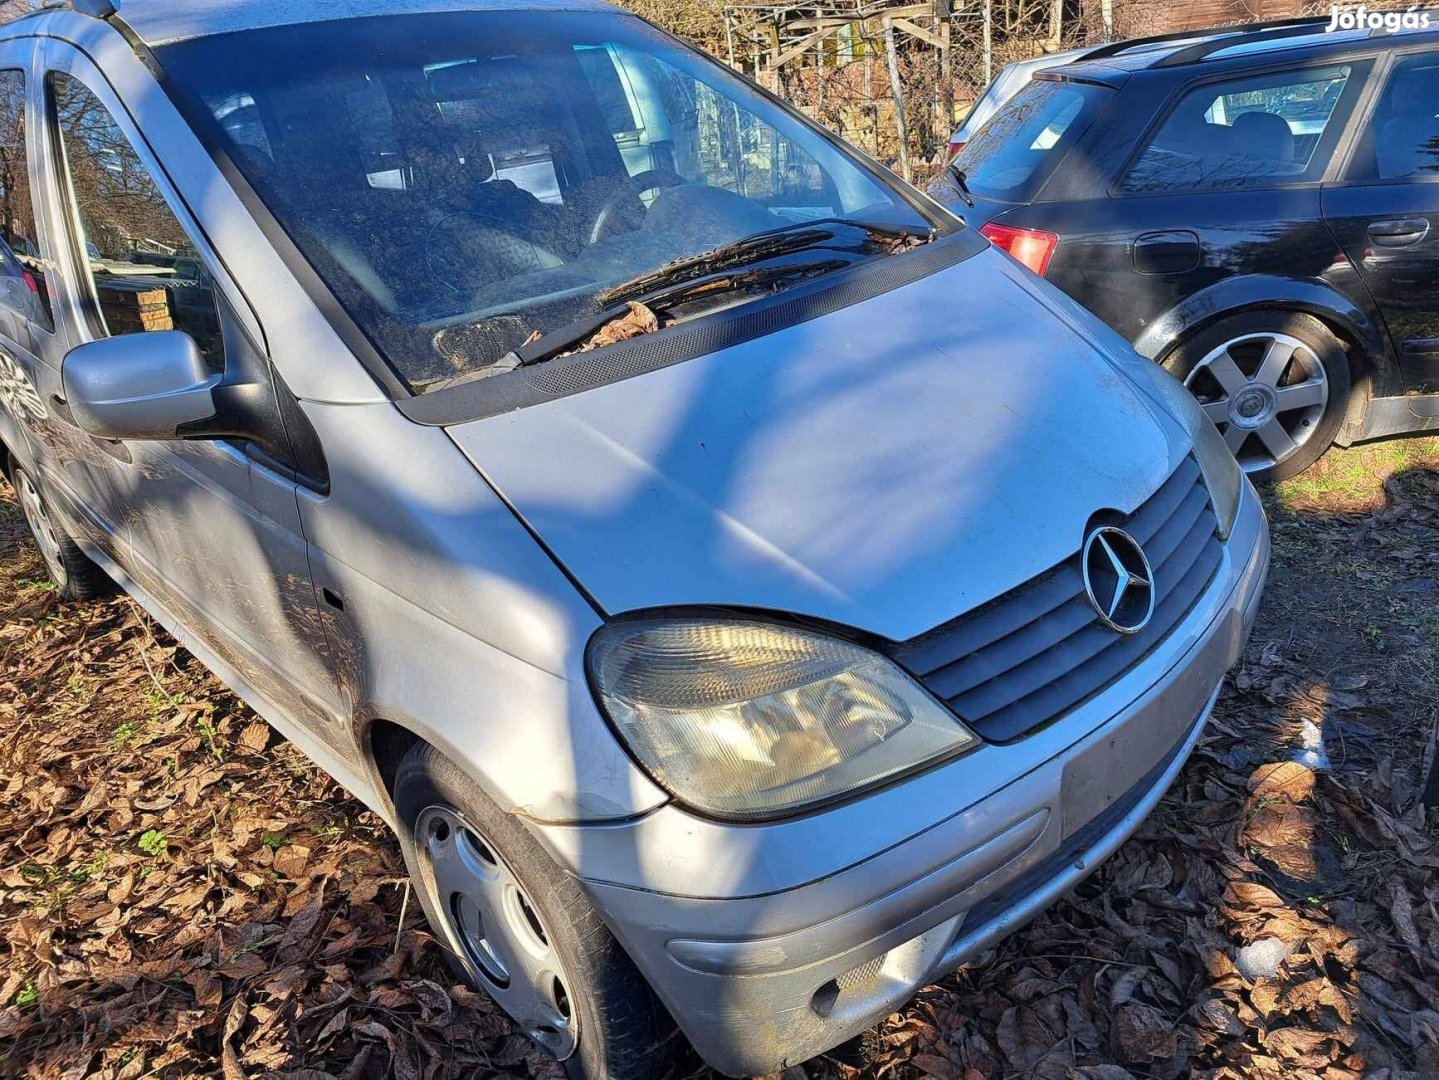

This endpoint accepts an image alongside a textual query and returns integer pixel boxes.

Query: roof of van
[40,0,621,47]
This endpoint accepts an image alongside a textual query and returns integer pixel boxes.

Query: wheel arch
[1134,275,1396,398]
[358,714,584,830]
[365,716,427,813]
[0,415,32,485]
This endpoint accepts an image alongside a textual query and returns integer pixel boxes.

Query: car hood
[445,249,1187,641]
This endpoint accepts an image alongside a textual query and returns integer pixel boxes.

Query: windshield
[955,78,1111,202]
[157,11,945,392]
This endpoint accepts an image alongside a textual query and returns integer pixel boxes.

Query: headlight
[587,617,978,820]
[1115,354,1243,538]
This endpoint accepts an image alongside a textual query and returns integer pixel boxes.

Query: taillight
[947,139,966,159]
[979,222,1059,277]
[21,269,38,294]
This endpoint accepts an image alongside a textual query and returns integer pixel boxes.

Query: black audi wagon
[931,17,1439,478]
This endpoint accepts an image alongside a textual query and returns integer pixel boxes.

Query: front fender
[1132,274,1399,394]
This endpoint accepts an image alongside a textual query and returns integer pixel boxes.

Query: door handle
[1367,217,1429,247]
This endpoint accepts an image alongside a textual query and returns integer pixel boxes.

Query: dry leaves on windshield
[875,231,929,255]
[568,300,660,355]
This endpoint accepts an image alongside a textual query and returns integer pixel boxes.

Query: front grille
[892,457,1222,742]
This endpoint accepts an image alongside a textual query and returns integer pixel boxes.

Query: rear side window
[1121,65,1356,194]
[0,70,54,331]
[955,79,1112,201]
[50,72,226,370]
[1357,53,1439,180]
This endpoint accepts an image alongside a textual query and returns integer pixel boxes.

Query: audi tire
[1162,310,1351,482]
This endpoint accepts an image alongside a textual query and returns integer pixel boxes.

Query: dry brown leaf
[910,1052,962,1079]
[272,843,312,880]
[576,301,659,353]
[1264,1026,1334,1067]
[1224,881,1286,910]
[1248,761,1316,802]
[1113,1003,1179,1062]
[1388,878,1424,956]
[995,1003,1060,1071]
[238,720,271,752]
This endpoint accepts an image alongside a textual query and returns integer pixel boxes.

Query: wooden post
[816,30,826,111]
[882,16,911,183]
[1101,0,1114,42]
[939,18,952,142]
[764,20,780,91]
[982,0,993,86]
[864,48,877,158]
[1049,0,1062,49]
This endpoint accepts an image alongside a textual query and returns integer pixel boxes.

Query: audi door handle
[1367,217,1430,247]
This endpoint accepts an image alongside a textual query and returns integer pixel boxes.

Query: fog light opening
[810,978,841,1019]
[811,952,890,1019]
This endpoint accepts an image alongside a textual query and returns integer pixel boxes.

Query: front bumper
[537,482,1268,1076]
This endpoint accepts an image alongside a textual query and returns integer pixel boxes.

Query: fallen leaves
[0,486,535,1079]
[2,444,1437,1080]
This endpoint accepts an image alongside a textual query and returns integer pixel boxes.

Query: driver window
[50,72,226,371]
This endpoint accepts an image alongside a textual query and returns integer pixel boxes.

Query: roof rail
[1081,15,1330,62]
[1153,16,1337,67]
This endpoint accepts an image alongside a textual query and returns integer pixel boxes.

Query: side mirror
[61,331,219,441]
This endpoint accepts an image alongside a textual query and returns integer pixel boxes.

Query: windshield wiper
[433,219,937,389]
[597,216,934,309]
[493,258,851,373]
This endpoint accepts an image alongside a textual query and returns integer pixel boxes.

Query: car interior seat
[1229,110,1296,163]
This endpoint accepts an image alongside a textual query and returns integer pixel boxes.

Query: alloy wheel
[15,470,67,586]
[417,805,579,1059]
[1183,331,1329,474]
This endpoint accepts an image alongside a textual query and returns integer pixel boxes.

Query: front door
[0,47,127,558]
[1324,48,1439,397]
[40,44,349,749]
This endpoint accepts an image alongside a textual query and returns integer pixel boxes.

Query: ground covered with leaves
[3,439,1438,1080]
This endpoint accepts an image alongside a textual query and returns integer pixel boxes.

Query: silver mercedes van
[0,1,1268,1075]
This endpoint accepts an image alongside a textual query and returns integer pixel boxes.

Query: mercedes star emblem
[1081,526,1155,635]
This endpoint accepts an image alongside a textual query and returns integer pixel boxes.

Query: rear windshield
[155,12,944,392]
[955,79,1112,201]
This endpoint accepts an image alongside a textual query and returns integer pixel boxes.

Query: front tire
[11,465,111,600]
[392,743,684,1080]
[1161,310,1352,482]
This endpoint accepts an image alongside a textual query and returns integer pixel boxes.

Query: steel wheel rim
[15,471,66,584]
[417,805,578,1060]
[1183,331,1328,473]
